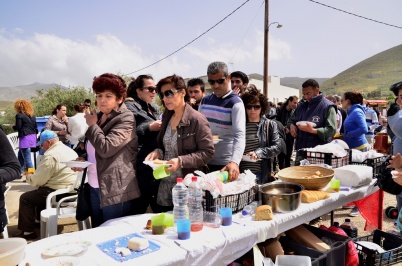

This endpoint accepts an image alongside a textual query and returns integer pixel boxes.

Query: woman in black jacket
[125,75,162,214]
[240,87,281,184]
[12,99,38,175]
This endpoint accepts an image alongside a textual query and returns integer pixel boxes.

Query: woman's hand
[145,150,161,161]
[71,167,84,172]
[149,120,162,131]
[166,158,180,172]
[62,116,69,123]
[85,108,98,126]
[388,153,402,170]
[245,151,259,161]
[392,170,402,186]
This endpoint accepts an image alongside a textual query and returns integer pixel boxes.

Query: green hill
[321,44,402,98]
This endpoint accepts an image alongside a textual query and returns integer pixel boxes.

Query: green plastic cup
[164,213,174,227]
[151,214,165,235]
[153,165,170,179]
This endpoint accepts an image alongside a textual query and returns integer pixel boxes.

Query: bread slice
[254,205,274,221]
[301,190,330,203]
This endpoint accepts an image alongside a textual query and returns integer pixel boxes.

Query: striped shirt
[240,122,261,174]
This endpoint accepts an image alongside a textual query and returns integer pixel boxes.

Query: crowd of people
[3,60,402,240]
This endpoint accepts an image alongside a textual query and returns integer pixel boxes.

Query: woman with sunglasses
[125,75,163,214]
[145,74,214,212]
[240,87,281,184]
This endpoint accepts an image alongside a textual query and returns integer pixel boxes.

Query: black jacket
[13,113,37,137]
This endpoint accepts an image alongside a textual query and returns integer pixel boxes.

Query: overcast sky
[1,0,401,88]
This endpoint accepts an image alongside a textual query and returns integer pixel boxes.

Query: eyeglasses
[158,88,182,99]
[141,86,156,93]
[208,78,226,85]
[246,105,261,110]
[85,104,91,107]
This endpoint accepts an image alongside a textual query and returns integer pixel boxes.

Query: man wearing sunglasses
[230,71,249,96]
[199,61,246,181]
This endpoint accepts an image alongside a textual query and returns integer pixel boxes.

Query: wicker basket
[277,165,334,190]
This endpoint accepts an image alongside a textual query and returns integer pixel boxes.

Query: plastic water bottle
[188,176,203,232]
[241,202,258,217]
[340,218,358,238]
[172,177,189,223]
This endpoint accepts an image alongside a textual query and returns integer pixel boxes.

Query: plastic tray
[283,224,349,266]
[297,149,350,169]
[349,155,387,178]
[202,185,258,213]
[354,230,402,266]
[97,233,160,262]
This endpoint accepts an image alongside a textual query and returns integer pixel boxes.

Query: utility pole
[263,0,269,98]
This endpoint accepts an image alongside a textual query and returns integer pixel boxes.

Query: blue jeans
[89,186,132,228]
[18,148,33,174]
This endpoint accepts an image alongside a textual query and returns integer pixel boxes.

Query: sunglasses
[84,104,90,107]
[158,88,182,99]
[142,86,156,93]
[208,78,226,85]
[246,105,261,110]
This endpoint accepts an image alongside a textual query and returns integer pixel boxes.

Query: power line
[124,0,251,76]
[229,0,265,68]
[308,0,402,30]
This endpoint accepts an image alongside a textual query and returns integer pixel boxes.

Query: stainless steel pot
[259,182,304,213]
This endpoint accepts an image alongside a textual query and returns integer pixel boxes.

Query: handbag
[376,156,402,195]
[75,168,92,221]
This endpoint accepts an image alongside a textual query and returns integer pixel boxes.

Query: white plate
[62,161,93,168]
[42,241,91,257]
[143,160,172,170]
[355,241,384,252]
[241,155,261,162]
[213,139,223,144]
[43,256,80,266]
[296,121,317,128]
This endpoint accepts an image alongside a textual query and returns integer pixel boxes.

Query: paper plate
[213,139,223,144]
[42,241,91,257]
[143,160,172,170]
[296,121,317,128]
[43,256,80,266]
[62,161,93,168]
[241,155,261,162]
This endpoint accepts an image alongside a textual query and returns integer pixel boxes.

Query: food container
[259,182,303,213]
[277,165,334,190]
[0,238,27,266]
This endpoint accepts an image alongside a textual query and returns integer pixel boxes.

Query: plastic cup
[153,165,170,179]
[151,214,165,235]
[330,179,340,192]
[164,213,174,227]
[177,219,191,240]
[219,207,232,226]
[203,211,222,228]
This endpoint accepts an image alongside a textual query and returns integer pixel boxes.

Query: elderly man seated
[14,130,78,240]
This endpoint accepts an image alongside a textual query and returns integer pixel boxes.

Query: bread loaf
[254,205,274,221]
[128,237,149,251]
[301,190,330,203]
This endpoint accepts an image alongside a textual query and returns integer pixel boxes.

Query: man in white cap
[15,130,78,240]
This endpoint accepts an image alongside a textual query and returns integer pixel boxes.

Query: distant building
[185,73,299,104]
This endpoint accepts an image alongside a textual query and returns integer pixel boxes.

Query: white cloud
[13,28,24,34]
[0,30,292,88]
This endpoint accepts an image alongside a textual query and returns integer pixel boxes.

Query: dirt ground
[3,176,399,244]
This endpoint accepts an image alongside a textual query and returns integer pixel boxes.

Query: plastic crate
[283,224,349,266]
[297,149,350,169]
[354,230,402,266]
[202,185,258,213]
[349,154,387,178]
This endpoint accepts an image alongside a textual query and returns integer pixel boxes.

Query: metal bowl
[259,182,304,213]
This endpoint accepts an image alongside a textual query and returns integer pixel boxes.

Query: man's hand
[149,120,162,131]
[388,153,402,170]
[189,98,197,106]
[290,124,298,138]
[233,87,240,95]
[221,162,239,181]
[297,123,316,134]
[85,108,98,127]
[145,150,161,161]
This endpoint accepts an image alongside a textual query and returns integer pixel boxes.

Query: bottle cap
[176,177,183,182]
[192,176,197,182]
[241,210,249,216]
[345,218,351,222]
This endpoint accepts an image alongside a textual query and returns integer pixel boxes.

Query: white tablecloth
[21,180,378,266]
